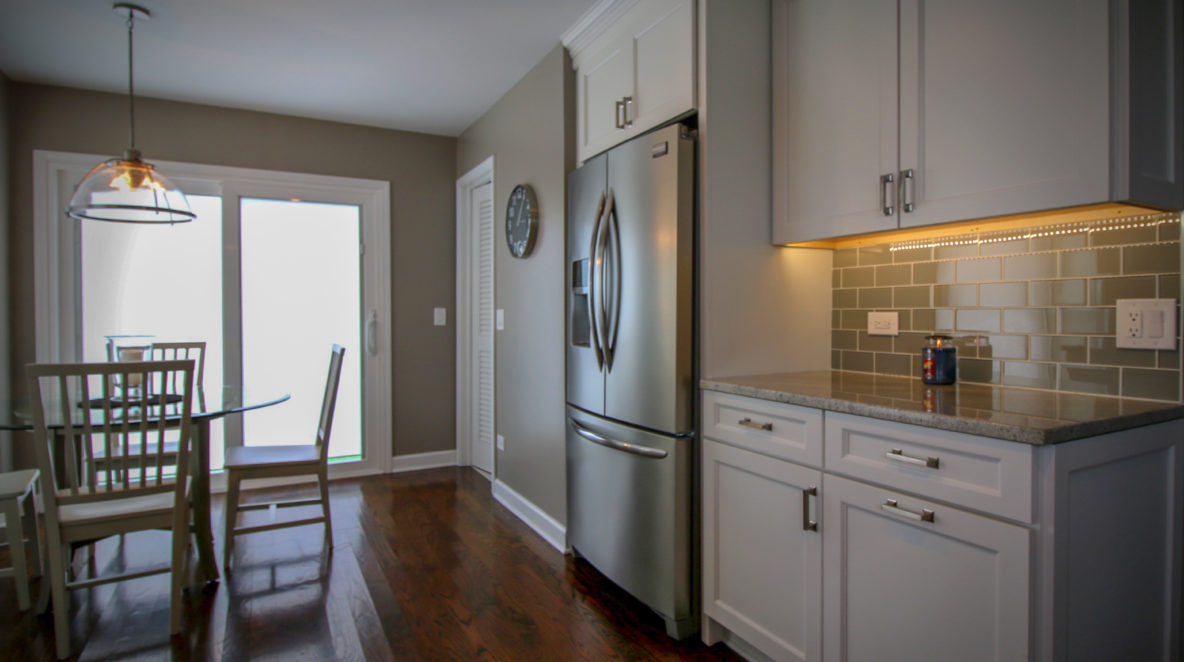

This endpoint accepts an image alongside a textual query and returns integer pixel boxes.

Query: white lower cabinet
[702,440,822,662]
[701,390,1184,662]
[820,474,1029,662]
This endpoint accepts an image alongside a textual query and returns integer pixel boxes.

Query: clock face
[505,184,538,258]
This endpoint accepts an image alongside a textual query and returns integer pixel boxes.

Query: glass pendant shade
[67,150,196,223]
[67,3,195,224]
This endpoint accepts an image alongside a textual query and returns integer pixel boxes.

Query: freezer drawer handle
[738,417,773,432]
[881,499,935,523]
[885,448,940,469]
[570,419,668,459]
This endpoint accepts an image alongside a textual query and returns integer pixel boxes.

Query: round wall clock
[505,184,539,258]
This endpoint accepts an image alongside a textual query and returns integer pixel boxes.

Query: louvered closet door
[470,181,495,474]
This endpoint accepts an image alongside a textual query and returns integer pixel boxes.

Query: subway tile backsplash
[830,213,1183,401]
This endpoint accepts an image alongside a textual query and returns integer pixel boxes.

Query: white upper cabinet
[570,0,696,163]
[772,0,1183,244]
[772,0,900,241]
[896,0,1109,229]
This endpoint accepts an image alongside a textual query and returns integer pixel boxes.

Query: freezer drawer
[565,406,695,638]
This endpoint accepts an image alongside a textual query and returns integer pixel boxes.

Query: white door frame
[455,157,495,474]
[32,149,393,483]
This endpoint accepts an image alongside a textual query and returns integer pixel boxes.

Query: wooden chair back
[26,360,195,518]
[148,341,206,408]
[317,346,346,465]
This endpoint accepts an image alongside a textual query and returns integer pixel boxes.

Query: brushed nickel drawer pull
[802,486,818,532]
[881,499,935,523]
[738,417,773,431]
[885,448,940,469]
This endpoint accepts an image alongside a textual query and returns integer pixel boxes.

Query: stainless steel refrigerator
[566,122,695,639]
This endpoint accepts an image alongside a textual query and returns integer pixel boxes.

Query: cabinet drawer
[702,391,823,467]
[824,412,1033,522]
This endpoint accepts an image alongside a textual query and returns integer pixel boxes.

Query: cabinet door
[577,37,634,162]
[628,0,695,138]
[703,440,822,662]
[822,474,1029,662]
[772,0,900,244]
[897,0,1110,228]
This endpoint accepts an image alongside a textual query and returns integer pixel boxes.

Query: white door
[702,440,822,662]
[821,474,1029,662]
[469,180,495,474]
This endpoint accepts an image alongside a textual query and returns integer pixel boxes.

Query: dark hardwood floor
[0,467,741,661]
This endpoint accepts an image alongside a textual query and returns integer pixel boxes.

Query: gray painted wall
[6,82,457,465]
[456,45,573,524]
[698,0,831,378]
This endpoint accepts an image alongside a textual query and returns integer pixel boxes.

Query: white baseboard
[492,479,566,553]
[389,449,458,473]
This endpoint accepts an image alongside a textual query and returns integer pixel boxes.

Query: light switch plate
[496,434,505,451]
[496,309,505,331]
[433,307,447,326]
[1116,298,1177,350]
[867,311,899,336]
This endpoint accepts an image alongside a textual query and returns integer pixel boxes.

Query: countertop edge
[700,378,1184,445]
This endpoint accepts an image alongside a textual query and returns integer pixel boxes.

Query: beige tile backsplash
[830,213,1183,401]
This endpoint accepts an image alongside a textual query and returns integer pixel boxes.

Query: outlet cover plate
[867,311,899,336]
[1116,298,1177,350]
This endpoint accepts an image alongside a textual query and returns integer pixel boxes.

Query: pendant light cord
[126,9,136,155]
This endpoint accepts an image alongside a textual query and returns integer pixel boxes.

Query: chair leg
[169,495,189,634]
[22,492,42,578]
[48,536,71,659]
[317,470,333,549]
[223,471,240,569]
[2,499,30,610]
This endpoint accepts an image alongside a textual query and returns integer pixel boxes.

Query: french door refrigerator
[566,122,695,639]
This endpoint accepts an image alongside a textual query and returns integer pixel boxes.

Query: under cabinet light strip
[887,212,1181,252]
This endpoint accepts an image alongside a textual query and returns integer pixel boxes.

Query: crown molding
[561,0,643,57]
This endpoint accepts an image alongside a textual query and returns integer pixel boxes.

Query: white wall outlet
[433,307,447,326]
[496,434,505,451]
[1116,298,1177,350]
[867,311,899,336]
[496,309,505,331]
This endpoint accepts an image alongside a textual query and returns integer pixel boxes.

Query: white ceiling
[0,0,599,136]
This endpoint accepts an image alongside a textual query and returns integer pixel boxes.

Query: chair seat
[57,480,189,526]
[0,469,39,500]
[225,444,320,469]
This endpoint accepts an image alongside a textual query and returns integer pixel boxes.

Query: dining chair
[223,345,345,568]
[0,468,41,610]
[147,341,207,410]
[27,358,196,659]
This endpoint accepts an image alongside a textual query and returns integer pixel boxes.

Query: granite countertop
[701,370,1184,445]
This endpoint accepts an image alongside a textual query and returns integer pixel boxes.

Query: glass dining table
[0,385,290,583]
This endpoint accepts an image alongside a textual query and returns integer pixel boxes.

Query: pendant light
[66,3,195,224]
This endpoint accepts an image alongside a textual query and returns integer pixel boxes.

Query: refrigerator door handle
[569,418,668,459]
[603,191,621,371]
[587,192,606,370]
[595,190,614,371]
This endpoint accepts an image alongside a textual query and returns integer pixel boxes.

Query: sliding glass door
[239,198,362,460]
[42,151,392,479]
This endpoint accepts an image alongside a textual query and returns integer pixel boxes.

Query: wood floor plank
[0,467,741,661]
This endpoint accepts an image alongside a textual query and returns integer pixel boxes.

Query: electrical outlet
[1116,299,1177,350]
[867,311,899,336]
[496,434,505,451]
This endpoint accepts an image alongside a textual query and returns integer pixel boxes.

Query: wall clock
[505,184,539,258]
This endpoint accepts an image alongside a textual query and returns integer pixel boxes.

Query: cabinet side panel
[1051,421,1184,662]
